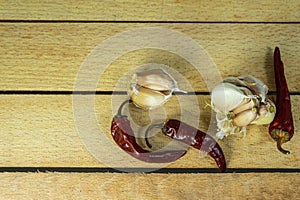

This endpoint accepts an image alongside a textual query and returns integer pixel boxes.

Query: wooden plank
[0,0,300,22]
[1,23,300,91]
[0,94,299,168]
[0,172,299,199]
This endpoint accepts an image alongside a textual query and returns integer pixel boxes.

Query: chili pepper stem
[145,123,164,148]
[271,129,291,154]
[116,99,132,117]
[277,137,290,155]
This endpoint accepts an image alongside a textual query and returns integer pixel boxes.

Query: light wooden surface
[0,95,299,169]
[1,0,300,22]
[0,173,299,199]
[1,1,300,199]
[1,23,300,91]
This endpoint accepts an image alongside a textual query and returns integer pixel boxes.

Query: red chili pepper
[146,119,227,172]
[111,100,187,163]
[269,47,294,154]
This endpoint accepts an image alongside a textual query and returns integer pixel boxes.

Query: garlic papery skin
[211,75,275,139]
[129,68,182,110]
[211,83,249,113]
[134,69,178,91]
[238,75,269,102]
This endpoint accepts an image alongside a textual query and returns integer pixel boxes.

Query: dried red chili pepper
[146,119,227,172]
[111,100,187,163]
[269,47,294,154]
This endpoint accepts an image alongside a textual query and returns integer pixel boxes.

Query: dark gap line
[0,167,299,173]
[0,20,300,24]
[0,91,300,95]
[0,91,206,95]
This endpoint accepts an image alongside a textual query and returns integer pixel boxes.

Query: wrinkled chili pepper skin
[111,116,187,163]
[269,47,294,154]
[162,119,226,172]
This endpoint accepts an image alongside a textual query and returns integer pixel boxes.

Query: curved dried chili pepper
[146,119,227,172]
[269,47,294,154]
[111,100,187,163]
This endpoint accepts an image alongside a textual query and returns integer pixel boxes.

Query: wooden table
[0,1,299,199]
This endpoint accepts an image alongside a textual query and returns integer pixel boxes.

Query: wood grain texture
[1,23,300,91]
[1,0,300,22]
[0,95,299,168]
[0,172,299,199]
[1,1,300,199]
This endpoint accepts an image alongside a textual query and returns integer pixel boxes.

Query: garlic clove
[232,108,258,127]
[129,86,168,110]
[211,82,247,113]
[251,99,276,125]
[232,98,255,114]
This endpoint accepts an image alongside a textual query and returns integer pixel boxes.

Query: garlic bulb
[211,75,276,139]
[128,68,182,110]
